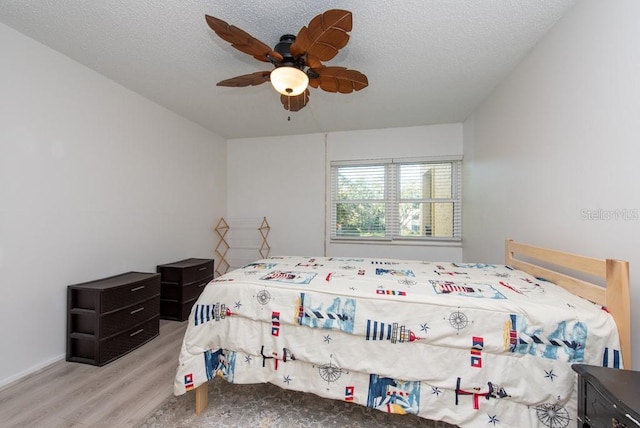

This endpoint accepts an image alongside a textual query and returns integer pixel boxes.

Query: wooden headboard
[505,239,631,368]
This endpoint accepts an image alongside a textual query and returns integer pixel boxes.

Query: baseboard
[0,353,66,390]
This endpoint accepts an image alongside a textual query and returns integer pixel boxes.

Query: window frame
[329,156,462,243]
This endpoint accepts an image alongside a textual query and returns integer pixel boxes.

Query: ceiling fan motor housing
[274,34,301,68]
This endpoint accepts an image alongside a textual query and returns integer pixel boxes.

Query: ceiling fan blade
[217,71,271,87]
[310,66,368,93]
[305,56,323,69]
[205,15,283,63]
[290,9,352,62]
[280,90,310,112]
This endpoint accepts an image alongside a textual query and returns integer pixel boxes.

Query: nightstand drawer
[70,295,160,338]
[69,272,160,313]
[68,316,159,366]
[573,364,640,428]
[100,275,160,312]
[157,258,214,284]
[584,381,629,428]
[160,298,198,321]
[99,316,160,365]
[160,276,212,301]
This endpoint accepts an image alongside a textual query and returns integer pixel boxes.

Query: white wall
[227,124,463,262]
[463,0,640,369]
[226,133,327,266]
[0,24,227,386]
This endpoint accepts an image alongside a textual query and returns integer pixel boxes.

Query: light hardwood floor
[0,320,188,428]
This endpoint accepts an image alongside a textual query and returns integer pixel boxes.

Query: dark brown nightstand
[67,272,161,366]
[157,258,214,321]
[573,364,640,428]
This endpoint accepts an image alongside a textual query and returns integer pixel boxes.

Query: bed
[173,240,631,427]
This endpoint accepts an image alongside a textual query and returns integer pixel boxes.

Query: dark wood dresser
[67,272,161,366]
[573,364,640,428]
[157,258,214,321]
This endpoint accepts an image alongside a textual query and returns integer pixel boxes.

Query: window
[330,157,462,242]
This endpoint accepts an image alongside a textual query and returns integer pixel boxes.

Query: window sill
[329,238,462,248]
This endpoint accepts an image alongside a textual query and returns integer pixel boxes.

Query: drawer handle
[198,267,207,271]
[130,285,145,292]
[130,307,144,315]
[130,329,144,337]
[625,413,640,426]
[198,282,207,288]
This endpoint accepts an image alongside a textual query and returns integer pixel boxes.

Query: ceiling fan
[205,9,368,112]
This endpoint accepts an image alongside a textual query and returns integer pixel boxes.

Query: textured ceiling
[0,0,577,139]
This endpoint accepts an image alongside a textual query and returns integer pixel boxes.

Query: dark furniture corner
[67,271,161,366]
[573,364,640,428]
[157,258,214,321]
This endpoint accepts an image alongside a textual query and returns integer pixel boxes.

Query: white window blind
[330,158,462,242]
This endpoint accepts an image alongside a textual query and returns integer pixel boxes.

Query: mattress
[174,256,622,427]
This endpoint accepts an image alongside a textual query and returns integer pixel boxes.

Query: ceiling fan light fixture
[270,66,309,96]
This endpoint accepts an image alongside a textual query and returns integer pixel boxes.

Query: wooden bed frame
[504,239,631,369]
[192,239,632,414]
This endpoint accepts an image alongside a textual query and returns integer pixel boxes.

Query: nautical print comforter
[174,256,622,428]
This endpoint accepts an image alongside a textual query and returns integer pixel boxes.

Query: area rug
[137,379,458,428]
